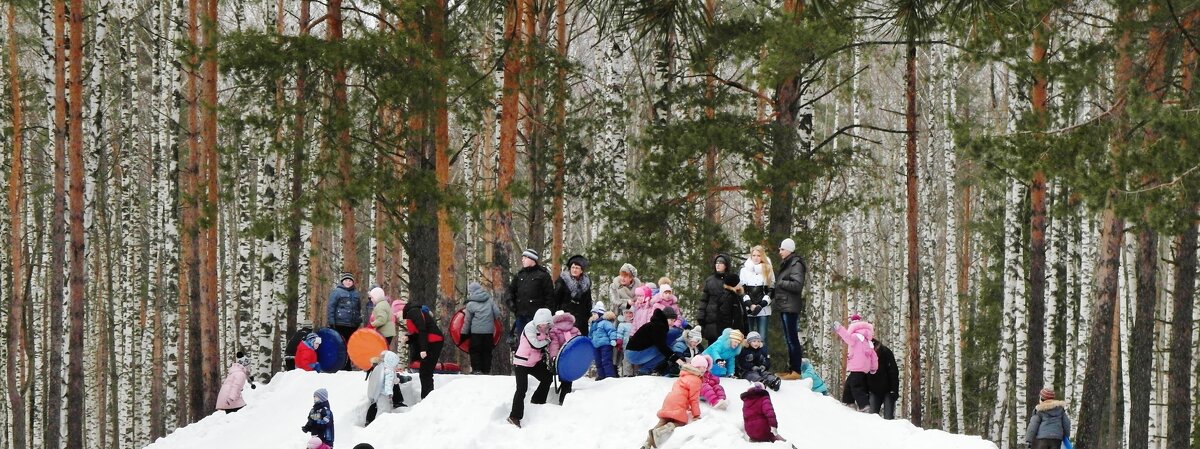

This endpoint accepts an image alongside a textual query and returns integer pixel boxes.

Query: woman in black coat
[553,255,593,335]
[402,302,445,399]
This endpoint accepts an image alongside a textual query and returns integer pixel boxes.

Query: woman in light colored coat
[609,263,641,314]
[369,287,397,345]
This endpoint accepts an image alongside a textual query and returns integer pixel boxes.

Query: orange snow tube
[348,328,389,370]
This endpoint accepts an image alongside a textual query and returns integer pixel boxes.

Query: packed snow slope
[145,369,997,449]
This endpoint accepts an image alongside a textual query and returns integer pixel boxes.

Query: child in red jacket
[295,334,322,372]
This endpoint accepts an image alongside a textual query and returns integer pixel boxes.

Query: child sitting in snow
[645,356,710,448]
[701,328,744,378]
[548,311,581,403]
[695,355,729,409]
[801,359,829,395]
[307,436,331,449]
[736,332,781,391]
[589,306,619,380]
[672,326,705,362]
[615,309,635,377]
[295,333,322,372]
[741,382,785,443]
[301,388,334,447]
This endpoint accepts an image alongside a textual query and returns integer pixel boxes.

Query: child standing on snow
[615,309,635,376]
[701,328,744,378]
[645,356,709,448]
[301,388,334,447]
[508,308,553,428]
[463,281,502,374]
[831,313,878,412]
[737,332,781,391]
[741,382,785,443]
[1024,388,1071,449]
[364,350,403,425]
[695,355,728,409]
[589,305,619,380]
[216,351,253,413]
[295,333,323,372]
[548,311,581,404]
[631,283,657,334]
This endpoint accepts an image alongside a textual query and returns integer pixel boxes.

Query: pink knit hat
[691,355,712,372]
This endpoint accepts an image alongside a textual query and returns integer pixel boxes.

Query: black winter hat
[339,272,355,283]
[723,272,741,287]
[567,254,588,270]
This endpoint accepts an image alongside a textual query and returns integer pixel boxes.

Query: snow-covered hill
[144,370,998,449]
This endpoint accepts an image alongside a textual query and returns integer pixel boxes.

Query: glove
[309,412,321,420]
[830,321,840,332]
[761,295,770,304]
[611,340,617,346]
[311,362,323,372]
[419,351,427,360]
[742,295,751,303]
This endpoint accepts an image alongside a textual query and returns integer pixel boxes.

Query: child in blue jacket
[701,328,744,378]
[302,388,335,447]
[615,309,635,377]
[589,306,619,380]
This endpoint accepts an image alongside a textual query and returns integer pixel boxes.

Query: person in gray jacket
[1024,388,1071,449]
[464,281,502,374]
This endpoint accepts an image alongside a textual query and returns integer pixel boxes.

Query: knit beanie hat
[849,313,862,323]
[369,286,386,303]
[235,351,249,368]
[691,354,712,372]
[1040,388,1055,401]
[339,272,355,283]
[727,330,745,345]
[308,436,325,449]
[521,249,540,262]
[313,388,329,403]
[745,331,762,343]
[687,327,703,343]
[723,273,741,288]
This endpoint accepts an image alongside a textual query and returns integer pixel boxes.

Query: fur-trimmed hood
[1035,399,1067,412]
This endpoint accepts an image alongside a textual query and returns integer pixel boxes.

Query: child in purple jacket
[694,355,728,410]
[741,382,784,443]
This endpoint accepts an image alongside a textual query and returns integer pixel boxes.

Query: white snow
[145,370,998,449]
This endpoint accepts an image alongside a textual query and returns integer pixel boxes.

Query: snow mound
[145,370,997,449]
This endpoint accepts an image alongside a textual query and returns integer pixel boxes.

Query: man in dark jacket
[696,253,732,344]
[505,249,554,350]
[867,338,900,419]
[553,254,593,335]
[774,238,807,380]
[327,272,362,369]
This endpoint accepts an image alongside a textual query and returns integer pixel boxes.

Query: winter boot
[507,417,521,428]
[778,371,801,381]
[767,374,782,391]
[650,422,676,447]
[715,399,729,410]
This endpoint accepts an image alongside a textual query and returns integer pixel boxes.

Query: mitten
[761,295,771,304]
[611,340,617,346]
[742,295,751,303]
[829,321,840,332]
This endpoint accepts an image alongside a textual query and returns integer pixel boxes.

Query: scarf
[561,271,591,299]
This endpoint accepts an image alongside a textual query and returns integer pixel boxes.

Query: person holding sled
[295,333,323,372]
[463,281,501,374]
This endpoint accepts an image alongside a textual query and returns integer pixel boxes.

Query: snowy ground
[145,369,998,449]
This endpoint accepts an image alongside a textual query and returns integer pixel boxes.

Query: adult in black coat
[867,338,900,419]
[696,253,739,343]
[505,249,555,349]
[553,255,593,335]
[625,308,681,374]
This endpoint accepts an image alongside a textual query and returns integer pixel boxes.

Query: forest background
[1,1,1199,449]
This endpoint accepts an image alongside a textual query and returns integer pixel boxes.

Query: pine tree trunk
[433,0,454,303]
[1166,216,1196,449]
[6,5,29,448]
[766,0,808,246]
[549,0,567,278]
[702,0,719,250]
[66,0,87,443]
[329,0,356,280]
[903,38,922,428]
[496,0,522,301]
[199,0,222,415]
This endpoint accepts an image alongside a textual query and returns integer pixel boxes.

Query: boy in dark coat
[867,337,900,419]
[737,332,781,391]
[302,388,335,447]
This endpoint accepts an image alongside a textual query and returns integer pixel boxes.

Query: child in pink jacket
[695,355,728,410]
[216,352,252,412]
[831,313,878,412]
[548,311,581,404]
[631,283,657,334]
[306,436,331,449]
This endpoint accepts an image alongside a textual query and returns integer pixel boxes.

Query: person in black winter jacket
[867,338,900,419]
[403,301,444,399]
[697,254,739,344]
[327,272,362,370]
[554,255,593,336]
[774,238,807,379]
[625,308,681,375]
[505,249,555,350]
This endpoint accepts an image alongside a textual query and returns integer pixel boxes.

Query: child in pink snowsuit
[548,311,581,404]
[695,355,728,409]
[631,283,657,334]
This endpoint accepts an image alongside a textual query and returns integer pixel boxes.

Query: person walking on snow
[364,350,404,424]
[216,351,253,413]
[774,238,807,380]
[301,388,335,447]
[867,337,900,419]
[327,272,363,370]
[368,287,397,346]
[505,249,554,351]
[588,305,619,380]
[831,313,877,411]
[554,255,593,336]
[548,311,581,404]
[508,308,554,428]
[1024,388,1071,449]
[463,281,501,374]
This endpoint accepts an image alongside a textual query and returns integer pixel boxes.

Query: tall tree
[66,0,88,444]
[46,0,68,445]
[284,0,312,372]
[549,0,568,277]
[330,0,357,279]
[200,0,222,414]
[1075,6,1134,448]
[495,0,523,294]
[183,0,205,421]
[1025,10,1051,418]
[6,4,30,449]
[434,0,455,303]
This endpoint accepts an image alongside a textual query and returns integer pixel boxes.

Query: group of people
[213,235,1073,448]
